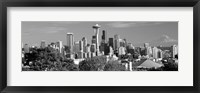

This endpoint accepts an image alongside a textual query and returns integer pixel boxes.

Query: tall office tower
[123,38,127,47]
[91,36,96,44]
[118,47,126,56]
[72,41,79,59]
[64,45,70,54]
[73,41,80,53]
[82,37,87,52]
[79,40,83,52]
[127,43,135,54]
[157,49,163,58]
[114,34,120,51]
[40,40,46,49]
[86,44,91,53]
[56,41,63,53]
[86,44,91,58]
[109,46,114,56]
[153,47,158,59]
[171,45,178,58]
[24,44,30,53]
[66,33,74,53]
[144,43,150,55]
[92,24,101,56]
[127,43,135,49]
[147,47,153,57]
[78,51,83,59]
[100,30,107,54]
[90,44,96,53]
[144,43,149,48]
[100,42,105,52]
[119,39,125,47]
[109,38,114,48]
[101,30,107,43]
[102,43,110,55]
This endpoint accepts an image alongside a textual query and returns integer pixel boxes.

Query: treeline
[22,47,126,71]
[22,47,178,71]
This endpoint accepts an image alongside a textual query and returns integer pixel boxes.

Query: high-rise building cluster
[22,24,178,61]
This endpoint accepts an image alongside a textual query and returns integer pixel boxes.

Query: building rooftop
[133,59,163,68]
[93,24,101,28]
[67,32,74,35]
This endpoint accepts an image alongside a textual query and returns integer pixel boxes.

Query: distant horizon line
[22,41,178,48]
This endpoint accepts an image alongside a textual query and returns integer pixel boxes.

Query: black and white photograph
[22,21,178,71]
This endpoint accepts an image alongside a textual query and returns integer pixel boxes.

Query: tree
[104,60,126,71]
[23,48,39,66]
[22,46,78,71]
[61,59,79,71]
[79,56,107,71]
[163,61,178,71]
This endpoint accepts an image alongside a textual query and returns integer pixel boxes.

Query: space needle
[92,24,101,56]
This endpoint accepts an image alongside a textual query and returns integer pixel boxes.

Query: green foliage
[79,56,107,71]
[23,47,178,71]
[61,59,79,71]
[79,56,126,71]
[162,61,178,71]
[104,60,126,71]
[147,67,163,71]
[147,60,178,71]
[22,47,78,71]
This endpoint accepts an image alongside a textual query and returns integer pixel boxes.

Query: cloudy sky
[22,21,178,47]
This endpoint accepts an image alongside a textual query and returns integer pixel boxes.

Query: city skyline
[22,22,179,71]
[22,21,178,47]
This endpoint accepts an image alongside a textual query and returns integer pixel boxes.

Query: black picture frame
[0,0,200,93]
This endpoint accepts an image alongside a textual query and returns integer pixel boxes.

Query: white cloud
[162,34,177,42]
[107,22,136,28]
[106,22,165,28]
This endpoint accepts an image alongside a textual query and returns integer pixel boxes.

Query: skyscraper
[127,43,135,54]
[78,40,83,59]
[109,46,114,56]
[153,47,158,59]
[171,45,178,58]
[92,24,101,56]
[158,49,163,58]
[73,41,80,59]
[109,38,114,48]
[144,43,149,48]
[79,40,83,52]
[66,33,74,53]
[123,38,127,47]
[119,47,126,56]
[24,44,29,53]
[100,30,107,54]
[91,36,96,44]
[101,30,107,43]
[114,34,120,51]
[86,44,91,58]
[40,40,46,49]
[82,37,87,53]
[57,41,63,53]
[90,44,96,53]
[74,41,80,53]
[86,44,91,53]
[127,43,134,49]
[119,39,125,47]
[144,43,150,56]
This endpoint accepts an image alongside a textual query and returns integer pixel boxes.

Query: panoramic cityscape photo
[22,21,178,71]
